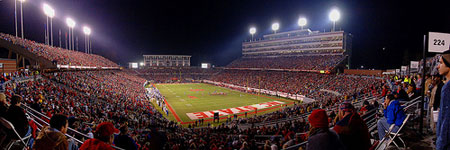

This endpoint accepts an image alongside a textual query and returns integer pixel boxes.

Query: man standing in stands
[429,75,443,133]
[333,102,371,150]
[436,52,450,150]
[80,122,119,150]
[376,94,406,140]
[5,95,30,137]
[33,114,69,150]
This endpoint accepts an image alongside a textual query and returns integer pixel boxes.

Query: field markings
[157,83,295,124]
[186,101,284,120]
[162,98,181,122]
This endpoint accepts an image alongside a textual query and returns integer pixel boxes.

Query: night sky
[1,0,449,69]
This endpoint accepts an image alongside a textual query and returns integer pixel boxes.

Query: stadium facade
[143,55,191,67]
[242,29,352,69]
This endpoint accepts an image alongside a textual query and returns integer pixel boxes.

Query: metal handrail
[22,104,124,150]
[251,94,379,127]
[284,141,308,150]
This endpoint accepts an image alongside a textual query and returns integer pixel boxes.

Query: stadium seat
[374,114,411,150]
[0,117,32,150]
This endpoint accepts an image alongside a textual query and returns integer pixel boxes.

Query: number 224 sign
[429,32,450,53]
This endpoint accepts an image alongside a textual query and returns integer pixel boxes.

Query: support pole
[420,34,426,135]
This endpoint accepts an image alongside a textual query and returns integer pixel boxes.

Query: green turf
[154,83,294,122]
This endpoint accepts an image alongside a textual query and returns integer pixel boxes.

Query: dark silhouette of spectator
[359,100,374,115]
[5,95,30,137]
[114,125,138,150]
[333,102,371,150]
[395,85,409,101]
[31,100,42,113]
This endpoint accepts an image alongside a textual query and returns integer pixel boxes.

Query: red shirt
[79,138,115,150]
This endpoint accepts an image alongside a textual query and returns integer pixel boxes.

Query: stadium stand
[0,32,434,150]
[226,55,345,71]
[0,33,119,69]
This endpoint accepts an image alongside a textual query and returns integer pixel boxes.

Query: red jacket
[79,139,115,150]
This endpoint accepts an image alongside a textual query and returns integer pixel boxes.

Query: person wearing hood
[377,94,406,140]
[33,114,69,150]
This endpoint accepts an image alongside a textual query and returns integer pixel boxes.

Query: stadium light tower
[43,3,55,46]
[298,17,307,30]
[66,18,76,50]
[14,0,18,37]
[19,0,25,38]
[83,26,91,54]
[329,8,341,32]
[271,23,279,34]
[249,27,256,41]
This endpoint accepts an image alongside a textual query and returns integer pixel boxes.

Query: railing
[3,74,125,149]
[250,93,378,127]
[21,99,125,150]
[283,96,422,150]
[246,93,381,150]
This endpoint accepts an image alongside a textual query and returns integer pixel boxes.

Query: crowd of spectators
[226,55,345,71]
[2,71,175,149]
[1,31,446,149]
[210,69,383,103]
[0,68,387,150]
[127,67,220,83]
[0,33,118,68]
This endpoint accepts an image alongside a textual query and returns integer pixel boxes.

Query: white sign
[401,66,407,72]
[410,61,419,69]
[429,32,450,53]
[396,69,400,73]
[0,63,3,68]
[201,63,210,69]
[131,63,138,69]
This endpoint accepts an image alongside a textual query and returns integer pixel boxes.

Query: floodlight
[271,23,279,32]
[43,4,55,18]
[249,27,256,35]
[298,17,307,27]
[329,9,340,22]
[66,18,76,28]
[83,26,91,35]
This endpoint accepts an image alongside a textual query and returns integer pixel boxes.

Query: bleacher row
[226,55,345,71]
[0,33,119,69]
[0,69,426,150]
[0,32,426,149]
[3,83,422,150]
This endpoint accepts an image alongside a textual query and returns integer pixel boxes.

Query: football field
[153,83,295,124]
